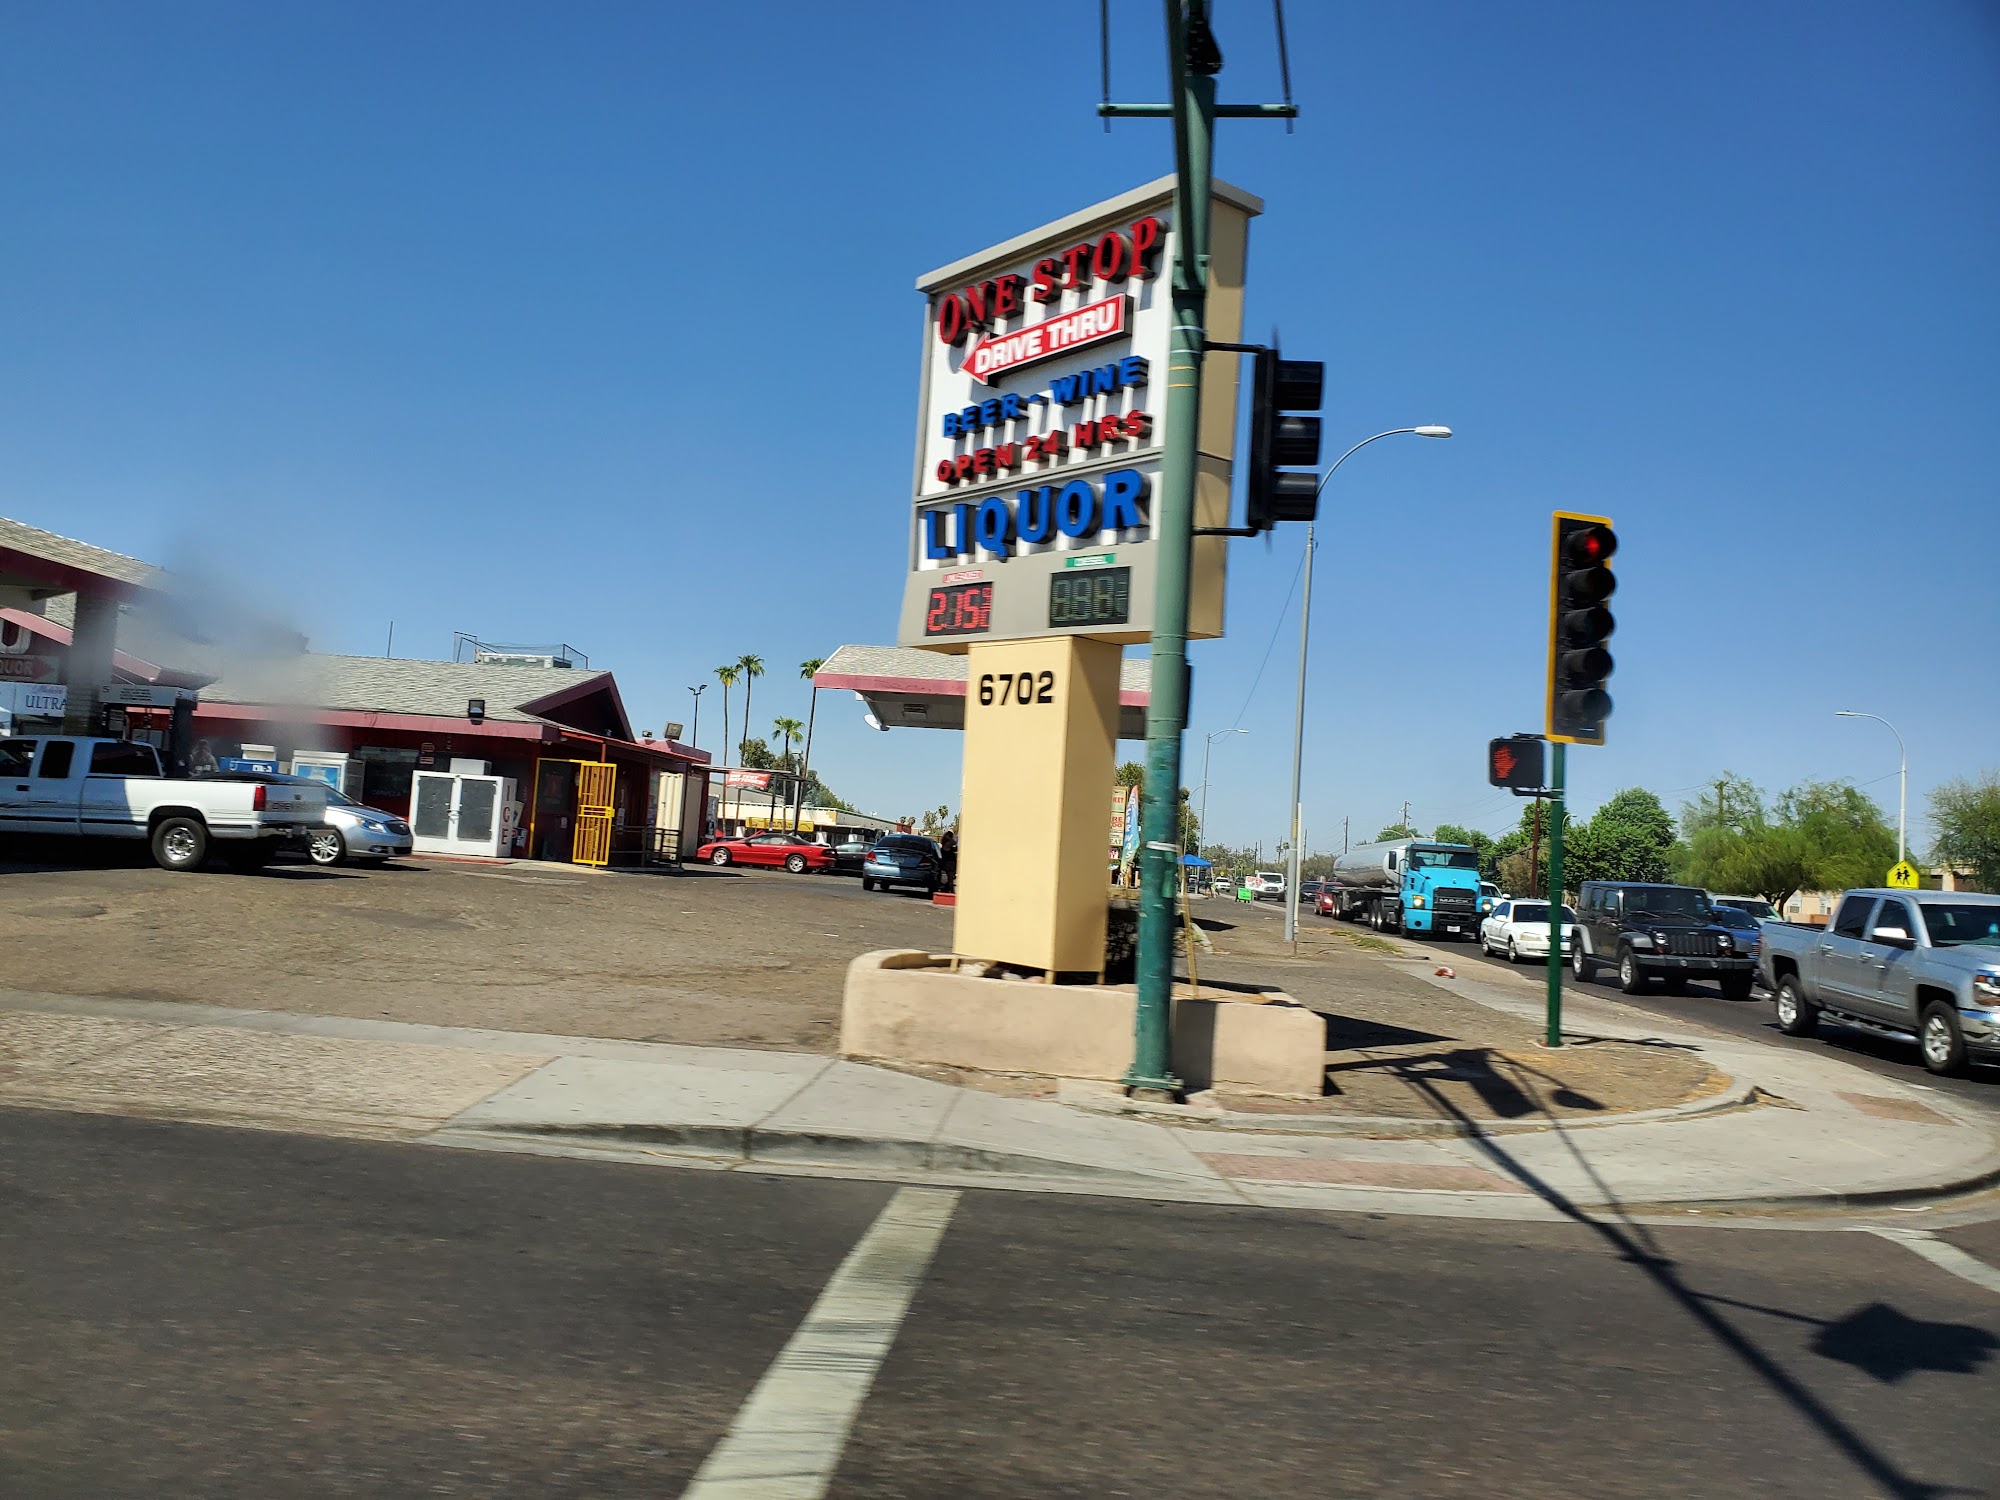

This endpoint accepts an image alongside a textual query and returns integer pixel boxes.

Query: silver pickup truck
[0,735,326,871]
[1760,888,2000,1076]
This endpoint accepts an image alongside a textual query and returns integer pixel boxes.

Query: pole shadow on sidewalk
[1404,1058,1993,1500]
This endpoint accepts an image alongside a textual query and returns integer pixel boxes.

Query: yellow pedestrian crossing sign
[1887,861,1920,890]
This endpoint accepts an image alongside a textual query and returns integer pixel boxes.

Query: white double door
[409,771,510,857]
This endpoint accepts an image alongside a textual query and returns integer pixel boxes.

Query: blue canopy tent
[1180,854,1212,867]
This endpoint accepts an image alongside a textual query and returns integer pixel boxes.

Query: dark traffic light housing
[1245,349,1324,530]
[1488,734,1546,793]
[1546,512,1617,744]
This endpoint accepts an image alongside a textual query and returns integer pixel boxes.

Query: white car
[1479,898,1577,963]
[1244,870,1287,902]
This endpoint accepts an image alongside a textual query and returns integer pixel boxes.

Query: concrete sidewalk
[1,984,1995,1222]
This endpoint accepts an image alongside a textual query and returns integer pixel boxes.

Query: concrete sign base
[841,949,1326,1099]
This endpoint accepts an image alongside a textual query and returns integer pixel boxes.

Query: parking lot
[1,849,1734,1119]
[0,851,950,1052]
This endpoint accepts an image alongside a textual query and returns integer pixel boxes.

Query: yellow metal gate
[572,761,616,866]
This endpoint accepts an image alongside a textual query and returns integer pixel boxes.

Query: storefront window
[352,745,419,803]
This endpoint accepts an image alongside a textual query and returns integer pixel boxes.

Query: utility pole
[1528,800,1544,890]
[1105,0,1295,1096]
[1342,816,1349,854]
[1400,799,1412,834]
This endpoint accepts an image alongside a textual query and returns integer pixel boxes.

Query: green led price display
[1048,566,1131,628]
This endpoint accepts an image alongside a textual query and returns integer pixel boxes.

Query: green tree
[770,715,805,825]
[1488,802,1565,894]
[713,665,738,767]
[734,655,765,759]
[920,804,956,838]
[1374,823,1418,842]
[1566,788,1676,890]
[1678,772,1765,837]
[1930,772,2000,892]
[1676,779,1897,910]
[1781,779,1900,891]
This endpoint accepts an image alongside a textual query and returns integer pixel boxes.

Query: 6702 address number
[977,671,1054,706]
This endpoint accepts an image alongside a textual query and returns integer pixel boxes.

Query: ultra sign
[899,175,1261,649]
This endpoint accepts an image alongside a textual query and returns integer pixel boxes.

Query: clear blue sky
[3,2,1994,852]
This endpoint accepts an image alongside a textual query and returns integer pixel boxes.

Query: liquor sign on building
[898,176,1261,649]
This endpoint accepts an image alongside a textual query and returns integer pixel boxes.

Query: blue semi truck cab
[1329,839,1487,939]
[1395,843,1486,937]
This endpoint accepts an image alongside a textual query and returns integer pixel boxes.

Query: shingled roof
[0,517,166,597]
[199,653,629,734]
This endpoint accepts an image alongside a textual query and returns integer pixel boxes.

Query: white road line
[680,1186,961,1499]
[1869,1227,2000,1297]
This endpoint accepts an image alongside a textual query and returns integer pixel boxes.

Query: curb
[1602,1156,2000,1218]
[1061,1077,1763,1139]
[438,1121,1184,1186]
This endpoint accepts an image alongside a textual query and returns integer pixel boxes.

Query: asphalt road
[1267,900,2000,1119]
[4,1108,1997,1499]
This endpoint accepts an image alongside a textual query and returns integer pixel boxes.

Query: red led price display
[923,580,994,637]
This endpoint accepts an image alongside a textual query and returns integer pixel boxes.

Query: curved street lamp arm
[1314,429,1436,501]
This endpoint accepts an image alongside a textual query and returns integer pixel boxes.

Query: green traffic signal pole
[1128,0,1209,1095]
[1106,1,1294,1096]
[1545,742,1567,1048]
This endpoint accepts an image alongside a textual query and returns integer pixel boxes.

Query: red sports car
[696,831,837,874]
[1316,886,1340,917]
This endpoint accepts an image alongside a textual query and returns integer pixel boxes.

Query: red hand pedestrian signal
[1488,735,1545,792]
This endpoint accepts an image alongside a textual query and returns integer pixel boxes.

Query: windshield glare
[1408,848,1479,871]
[1624,888,1713,920]
[1918,904,2000,949]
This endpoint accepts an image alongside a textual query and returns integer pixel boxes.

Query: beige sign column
[953,636,1121,973]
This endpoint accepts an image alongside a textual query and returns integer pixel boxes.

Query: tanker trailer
[1327,839,1484,939]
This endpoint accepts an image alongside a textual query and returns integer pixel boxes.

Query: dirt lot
[0,851,1720,1118]
[0,852,949,1052]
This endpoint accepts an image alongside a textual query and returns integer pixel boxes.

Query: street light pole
[687,684,706,751]
[1835,710,1907,866]
[1282,426,1452,943]
[1199,727,1246,885]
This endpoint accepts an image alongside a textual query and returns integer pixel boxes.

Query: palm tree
[714,665,739,770]
[735,654,765,760]
[771,715,805,832]
[796,658,825,830]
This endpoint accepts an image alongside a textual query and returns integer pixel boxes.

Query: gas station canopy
[814,644,1151,740]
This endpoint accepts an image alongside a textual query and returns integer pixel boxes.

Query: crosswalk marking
[680,1187,960,1499]
[1869,1227,2000,1297]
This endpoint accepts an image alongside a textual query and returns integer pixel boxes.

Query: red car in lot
[696,831,836,874]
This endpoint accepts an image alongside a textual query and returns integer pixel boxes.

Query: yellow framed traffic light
[1546,511,1617,744]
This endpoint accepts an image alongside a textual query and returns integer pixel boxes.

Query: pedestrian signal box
[1488,735,1546,793]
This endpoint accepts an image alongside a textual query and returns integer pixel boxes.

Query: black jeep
[1571,881,1758,1000]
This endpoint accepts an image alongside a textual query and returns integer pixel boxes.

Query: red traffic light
[1547,512,1617,745]
[1563,524,1617,567]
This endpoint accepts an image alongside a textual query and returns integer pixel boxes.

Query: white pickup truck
[0,735,327,872]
